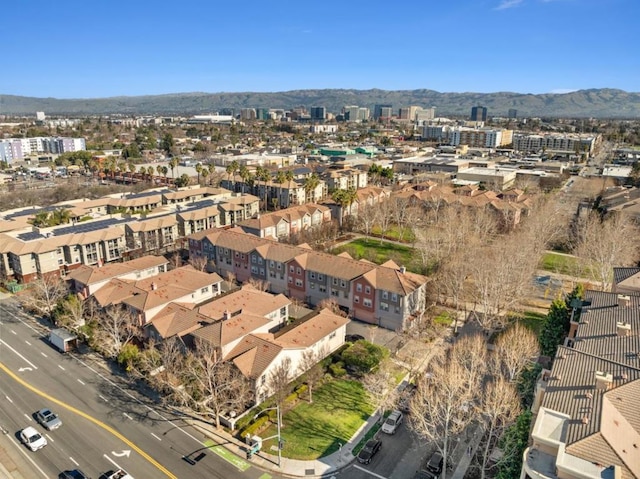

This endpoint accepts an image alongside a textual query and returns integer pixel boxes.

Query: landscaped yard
[260,379,375,460]
[540,251,580,275]
[332,238,418,271]
[371,225,415,243]
[510,310,547,336]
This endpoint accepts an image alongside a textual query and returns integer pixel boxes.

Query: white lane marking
[25,340,31,346]
[104,454,124,471]
[99,394,108,402]
[4,434,49,478]
[0,305,41,334]
[151,432,162,441]
[11,329,17,335]
[123,412,133,420]
[24,414,32,421]
[40,352,48,358]
[70,456,79,466]
[5,395,13,403]
[46,434,54,443]
[353,464,388,479]
[77,378,85,385]
[0,339,39,369]
[58,365,65,370]
[72,355,202,443]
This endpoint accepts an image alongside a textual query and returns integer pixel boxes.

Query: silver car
[36,408,62,430]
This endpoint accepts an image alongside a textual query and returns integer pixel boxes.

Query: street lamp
[253,405,282,467]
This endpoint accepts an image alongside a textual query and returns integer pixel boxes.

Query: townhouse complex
[188,229,428,331]
[67,256,350,415]
[523,268,640,479]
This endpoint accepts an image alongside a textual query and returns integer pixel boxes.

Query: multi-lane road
[0,298,281,479]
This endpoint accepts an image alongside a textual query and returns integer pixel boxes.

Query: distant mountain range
[2,88,640,118]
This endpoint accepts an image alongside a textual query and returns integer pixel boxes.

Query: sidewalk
[187,412,382,478]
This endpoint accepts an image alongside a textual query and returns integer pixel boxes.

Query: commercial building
[470,106,488,122]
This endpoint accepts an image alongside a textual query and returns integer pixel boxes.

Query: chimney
[151,282,157,291]
[616,321,631,337]
[399,266,406,274]
[618,294,631,308]
[224,309,231,320]
[595,371,613,391]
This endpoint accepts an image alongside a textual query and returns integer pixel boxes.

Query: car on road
[413,470,439,479]
[357,439,382,464]
[381,410,404,434]
[99,470,133,479]
[36,408,62,430]
[426,450,444,475]
[59,470,90,479]
[19,426,47,451]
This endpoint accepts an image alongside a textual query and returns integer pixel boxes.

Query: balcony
[523,446,557,479]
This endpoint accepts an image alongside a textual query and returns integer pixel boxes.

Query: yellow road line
[0,362,177,479]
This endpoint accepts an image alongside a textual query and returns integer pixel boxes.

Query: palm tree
[285,170,295,182]
[195,163,203,185]
[201,168,209,186]
[239,165,250,193]
[169,157,179,180]
[226,160,239,191]
[128,161,136,184]
[147,166,155,183]
[207,163,216,186]
[303,173,320,203]
[161,166,169,185]
[275,171,287,209]
[255,166,271,211]
[332,187,358,218]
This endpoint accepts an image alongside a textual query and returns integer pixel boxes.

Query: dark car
[357,439,382,464]
[413,470,438,479]
[426,451,444,475]
[59,470,90,479]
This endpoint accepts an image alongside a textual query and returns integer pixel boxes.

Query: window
[382,291,388,300]
[363,298,372,308]
[356,284,362,292]
[365,286,371,295]
[332,278,338,286]
[280,307,287,317]
[270,260,274,268]
[260,268,265,276]
[329,331,336,339]
[318,274,323,281]
[297,268,301,275]
[277,263,282,270]
[395,306,400,314]
[295,279,303,287]
[354,296,359,303]
[310,272,316,280]
[258,257,263,265]
[331,290,339,297]
[344,291,349,298]
[235,252,239,257]
[392,293,398,302]
[201,286,209,294]
[290,265,294,273]
[251,266,258,274]
[310,283,315,289]
[252,255,256,263]
[380,302,389,311]
[288,277,293,283]
[319,285,326,293]
[340,280,346,288]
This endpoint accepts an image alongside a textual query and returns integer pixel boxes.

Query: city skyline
[3,0,638,99]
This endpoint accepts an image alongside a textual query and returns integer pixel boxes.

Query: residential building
[456,167,517,189]
[237,204,332,240]
[512,133,599,155]
[612,267,640,296]
[524,289,640,479]
[189,229,429,331]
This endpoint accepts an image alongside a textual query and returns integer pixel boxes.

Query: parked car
[413,470,438,479]
[59,470,90,479]
[36,408,62,430]
[381,410,404,434]
[426,451,444,475]
[19,426,47,451]
[357,439,382,464]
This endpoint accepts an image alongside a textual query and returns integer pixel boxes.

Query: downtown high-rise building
[470,106,488,122]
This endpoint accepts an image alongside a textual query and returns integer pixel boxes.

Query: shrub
[295,384,308,396]
[240,415,269,438]
[329,362,347,377]
[117,343,140,371]
[341,340,389,374]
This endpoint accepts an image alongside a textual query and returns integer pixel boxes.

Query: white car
[20,426,48,451]
[381,410,404,434]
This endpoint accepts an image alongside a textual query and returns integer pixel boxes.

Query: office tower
[374,104,392,120]
[508,109,518,119]
[470,106,488,122]
[310,106,326,121]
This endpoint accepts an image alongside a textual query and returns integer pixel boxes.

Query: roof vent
[399,266,406,274]
[581,416,590,424]
[585,392,593,400]
[616,321,631,337]
[595,371,613,391]
[151,282,157,290]
[617,294,631,308]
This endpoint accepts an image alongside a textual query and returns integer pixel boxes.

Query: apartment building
[189,229,428,331]
[237,204,332,240]
[0,136,86,163]
[512,133,599,154]
[524,290,640,479]
[422,125,513,148]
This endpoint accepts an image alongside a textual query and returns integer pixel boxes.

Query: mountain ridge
[1,88,639,118]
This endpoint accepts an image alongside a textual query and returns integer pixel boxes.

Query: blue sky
[3,0,638,98]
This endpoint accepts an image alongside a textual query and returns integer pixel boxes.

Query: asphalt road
[0,298,283,479]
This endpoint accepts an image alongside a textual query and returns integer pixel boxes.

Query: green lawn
[540,252,579,275]
[333,238,417,271]
[260,379,374,460]
[371,225,416,243]
[512,310,547,337]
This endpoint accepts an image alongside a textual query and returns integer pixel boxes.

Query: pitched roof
[225,334,283,379]
[272,308,349,348]
[197,285,289,320]
[66,255,168,285]
[147,302,206,339]
[613,267,640,294]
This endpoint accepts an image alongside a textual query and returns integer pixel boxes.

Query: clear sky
[3,0,638,98]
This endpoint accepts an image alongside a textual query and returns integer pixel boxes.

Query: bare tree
[363,361,398,422]
[316,298,347,317]
[449,333,487,395]
[19,274,67,318]
[573,211,639,290]
[409,354,474,473]
[376,201,394,243]
[246,277,270,292]
[297,347,327,404]
[478,376,521,479]
[185,339,253,428]
[188,255,208,272]
[356,203,378,237]
[93,306,138,358]
[492,322,540,381]
[267,356,293,424]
